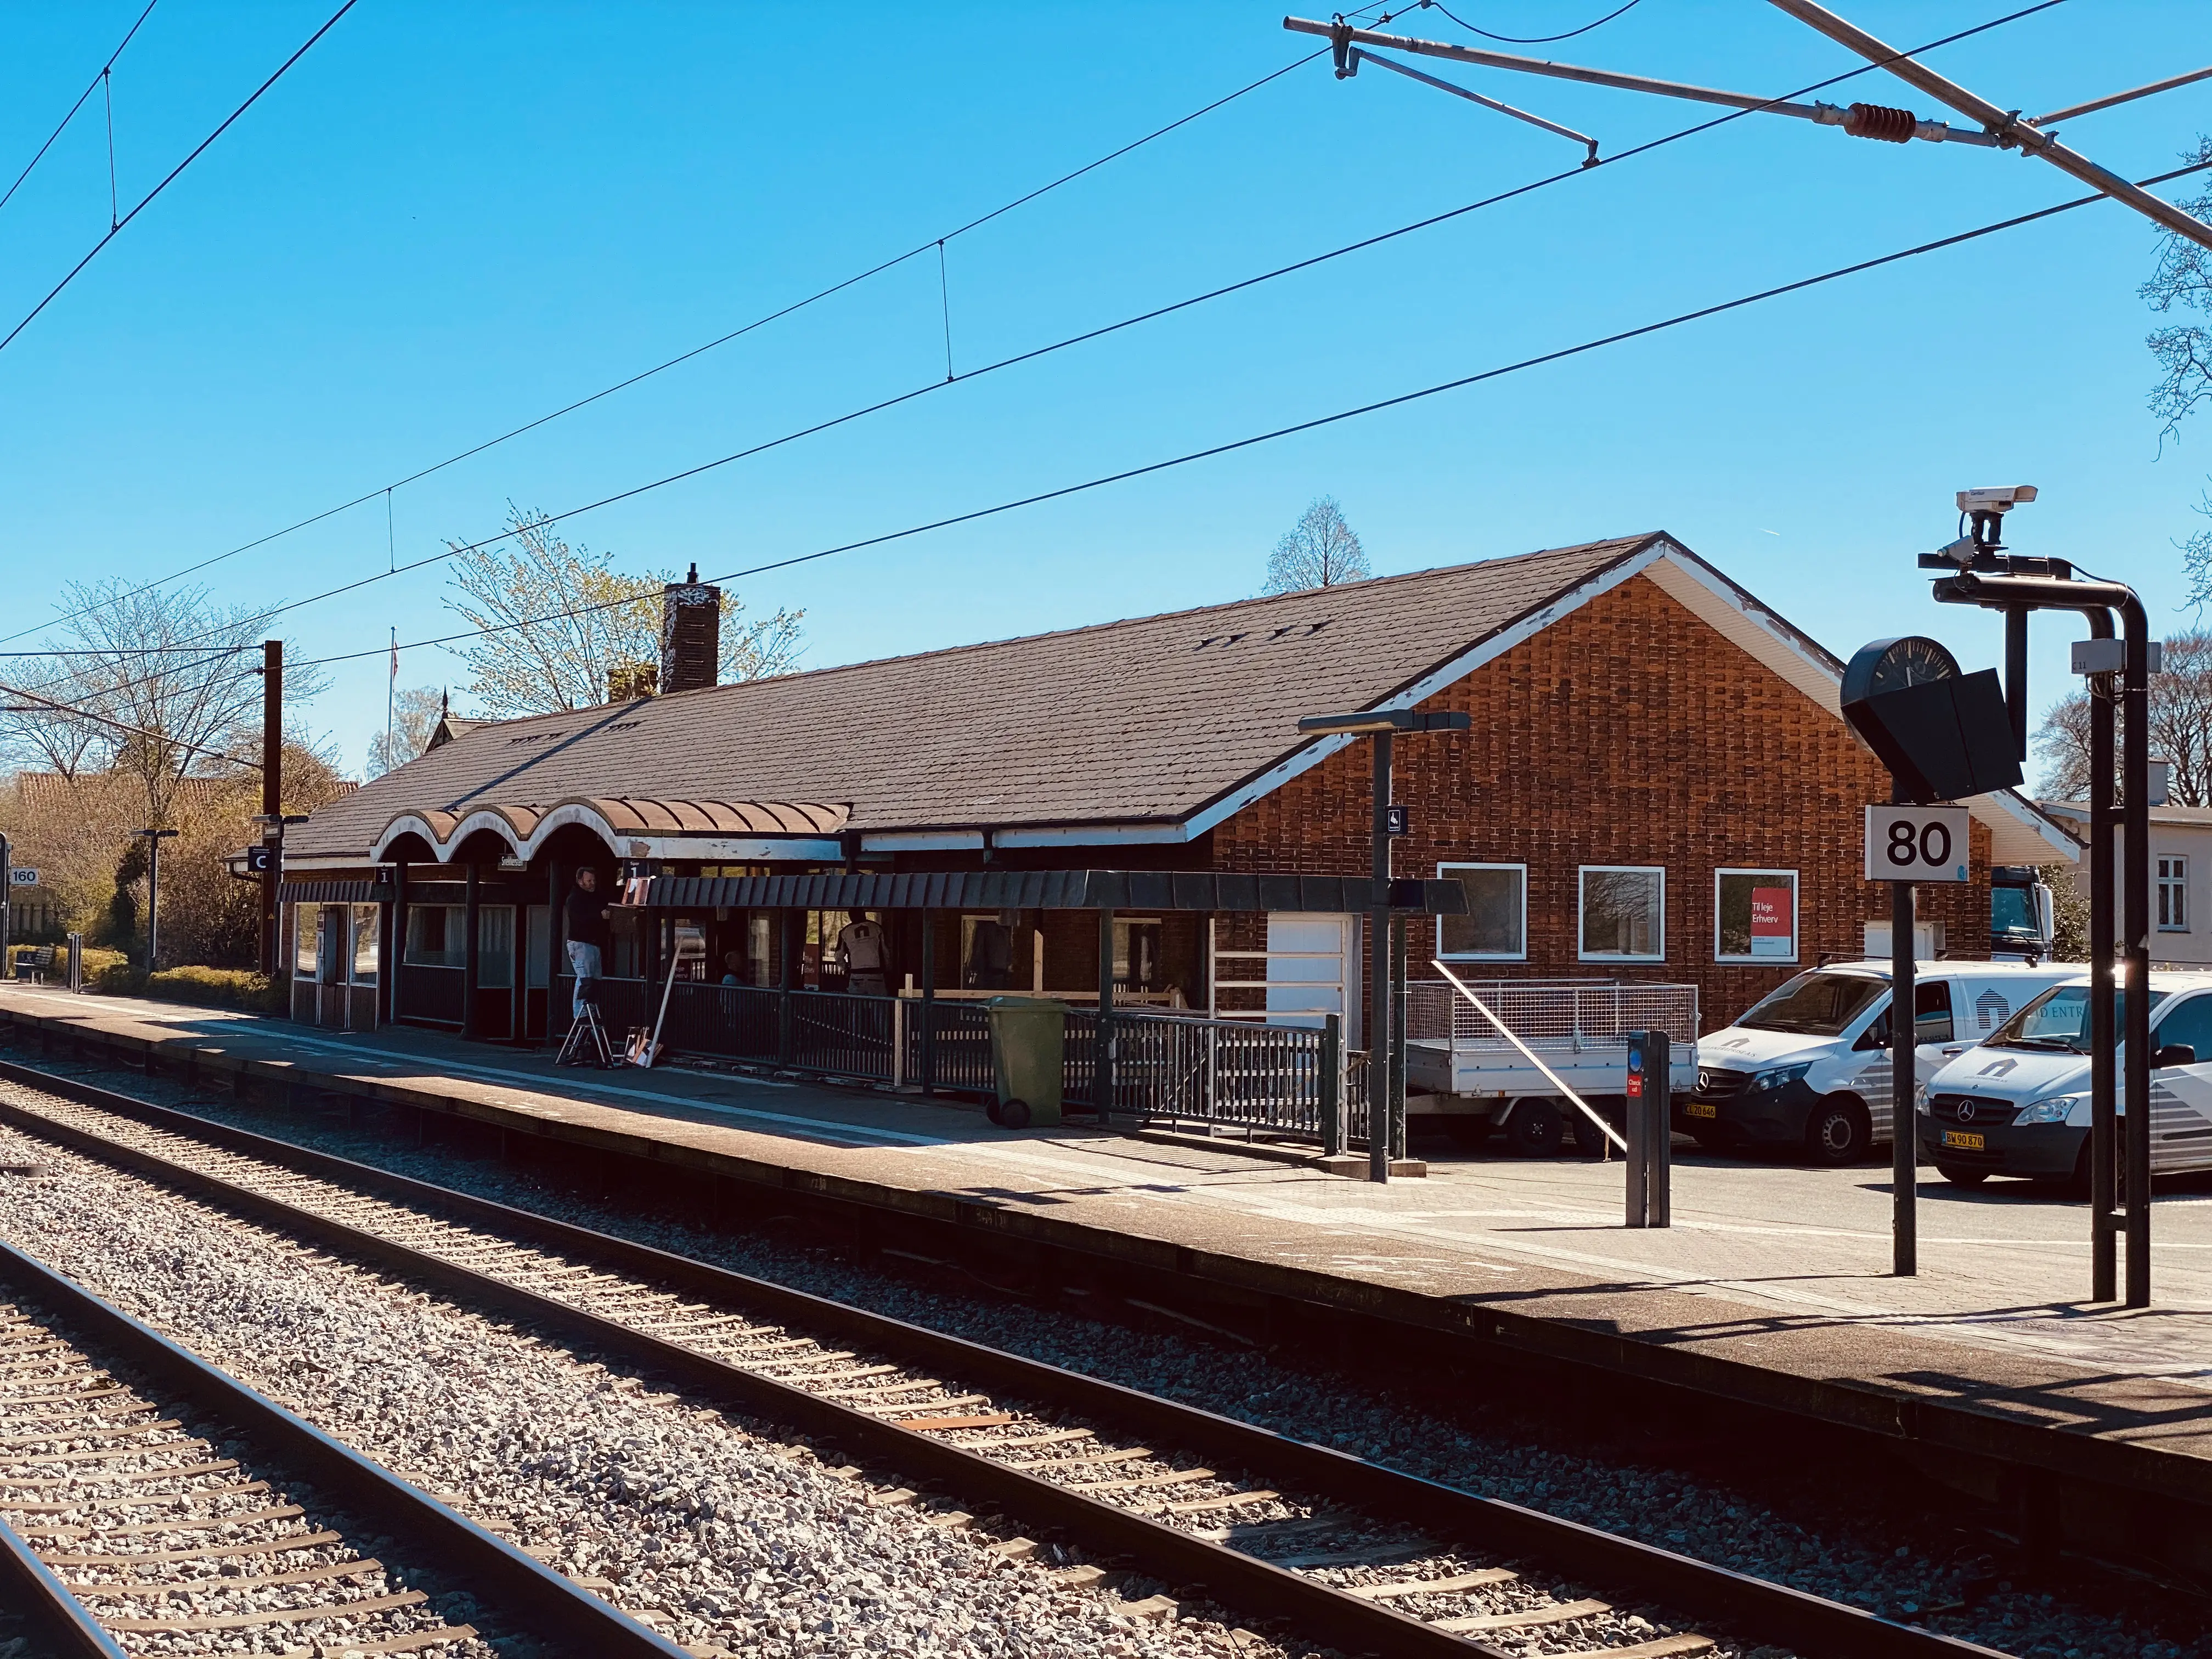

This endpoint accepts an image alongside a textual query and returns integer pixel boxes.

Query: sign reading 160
[1863,804,1972,884]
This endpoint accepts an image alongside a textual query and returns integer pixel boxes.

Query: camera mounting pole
[1924,528,2151,1307]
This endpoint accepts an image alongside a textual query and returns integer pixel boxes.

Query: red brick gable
[1214,573,1991,1031]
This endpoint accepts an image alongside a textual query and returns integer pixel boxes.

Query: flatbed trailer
[1404,978,1699,1155]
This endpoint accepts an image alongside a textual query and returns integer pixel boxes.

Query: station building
[277,532,2076,1047]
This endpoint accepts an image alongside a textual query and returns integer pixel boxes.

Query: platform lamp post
[1917,489,2158,1307]
[133,828,180,975]
[1296,708,1472,1183]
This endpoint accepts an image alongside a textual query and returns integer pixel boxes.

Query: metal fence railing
[1405,978,1699,1048]
[545,977,1368,1144]
[1101,1013,1337,1137]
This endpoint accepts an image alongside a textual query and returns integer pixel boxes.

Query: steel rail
[0,1510,127,1659]
[0,1221,687,1659]
[0,1056,2010,1659]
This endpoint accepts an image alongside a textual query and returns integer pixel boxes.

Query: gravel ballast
[0,1108,1243,1658]
[3,1054,2203,1659]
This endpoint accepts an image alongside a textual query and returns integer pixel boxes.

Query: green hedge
[82,961,285,1014]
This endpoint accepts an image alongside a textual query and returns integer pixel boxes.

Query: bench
[11,946,55,984]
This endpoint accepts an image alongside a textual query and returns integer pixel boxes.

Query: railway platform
[2,982,2208,1583]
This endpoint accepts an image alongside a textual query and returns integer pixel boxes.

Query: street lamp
[133,828,179,974]
[1296,707,1471,1182]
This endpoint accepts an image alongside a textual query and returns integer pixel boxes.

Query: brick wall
[1213,573,1993,1032]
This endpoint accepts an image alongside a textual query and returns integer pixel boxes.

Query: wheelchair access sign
[1864,804,1971,883]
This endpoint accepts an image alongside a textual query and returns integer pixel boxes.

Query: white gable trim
[1183,540,1669,842]
[1181,537,2078,867]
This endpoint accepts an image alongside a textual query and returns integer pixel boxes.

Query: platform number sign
[1864,805,1971,883]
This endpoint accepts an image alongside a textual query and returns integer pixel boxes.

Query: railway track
[0,1057,2012,1659]
[0,1182,689,1658]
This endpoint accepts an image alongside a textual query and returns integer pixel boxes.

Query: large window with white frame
[1579,866,1665,961]
[2160,856,2188,932]
[1714,869,1798,963]
[1436,863,1526,960]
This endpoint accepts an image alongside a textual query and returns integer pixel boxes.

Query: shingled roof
[294,535,1662,862]
[288,532,2076,866]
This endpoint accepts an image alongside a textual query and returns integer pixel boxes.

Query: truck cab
[1990,865,2056,962]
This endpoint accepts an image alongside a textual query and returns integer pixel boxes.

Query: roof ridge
[635,534,1663,708]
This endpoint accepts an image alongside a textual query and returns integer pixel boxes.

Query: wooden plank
[890,1412,1016,1432]
[1590,1638,1714,1658]
[1345,1568,1519,1600]
[106,1587,427,1633]
[1434,1598,1610,1633]
[1066,1465,1213,1495]
[43,1527,343,1567]
[67,1556,383,1596]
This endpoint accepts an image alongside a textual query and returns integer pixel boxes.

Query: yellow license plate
[1941,1130,1984,1150]
[1685,1102,1717,1119]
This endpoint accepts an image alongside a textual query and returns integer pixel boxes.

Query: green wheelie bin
[985,996,1066,1128]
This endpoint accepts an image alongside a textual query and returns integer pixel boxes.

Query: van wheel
[1569,1108,1610,1160]
[1505,1098,1564,1158]
[1804,1097,1871,1166]
[1938,1163,1989,1187]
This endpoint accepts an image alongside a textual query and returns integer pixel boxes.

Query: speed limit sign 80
[1863,804,1971,883]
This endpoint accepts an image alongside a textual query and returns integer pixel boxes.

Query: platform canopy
[644,869,1468,913]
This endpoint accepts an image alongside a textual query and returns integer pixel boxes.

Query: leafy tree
[2033,631,2212,805]
[367,686,446,778]
[444,505,804,716]
[1263,496,1370,595]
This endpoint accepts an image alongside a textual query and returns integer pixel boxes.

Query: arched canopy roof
[369,795,849,865]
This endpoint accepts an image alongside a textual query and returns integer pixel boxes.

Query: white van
[1683,960,2079,1166]
[1921,968,2212,1186]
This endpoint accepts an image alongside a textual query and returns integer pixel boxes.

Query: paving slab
[2,984,2207,1502]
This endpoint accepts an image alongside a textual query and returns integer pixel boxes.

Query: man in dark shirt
[565,868,611,1018]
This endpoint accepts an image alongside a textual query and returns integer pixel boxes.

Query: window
[2153,994,2212,1065]
[293,905,319,979]
[1743,970,1886,1037]
[2159,856,2188,932]
[404,905,465,968]
[1579,866,1664,961]
[1437,864,1526,960]
[1714,870,1797,963]
[1113,918,1163,990]
[1854,983,1954,1049]
[477,905,515,989]
[349,904,380,986]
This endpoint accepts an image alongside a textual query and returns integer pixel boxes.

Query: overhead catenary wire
[0,679,261,771]
[1422,0,1645,46]
[0,0,160,215]
[0,23,1393,651]
[181,0,2070,653]
[292,155,2212,675]
[0,0,358,360]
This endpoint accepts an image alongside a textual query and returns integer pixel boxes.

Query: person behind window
[564,868,611,1019]
[837,911,890,997]
[966,914,1013,990]
[720,950,743,988]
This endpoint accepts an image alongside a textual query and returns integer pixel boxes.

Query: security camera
[1956,484,2038,514]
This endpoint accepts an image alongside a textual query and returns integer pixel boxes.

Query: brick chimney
[660,564,720,696]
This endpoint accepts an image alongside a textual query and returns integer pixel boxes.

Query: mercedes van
[1920,969,2212,1186]
[1684,960,2078,1165]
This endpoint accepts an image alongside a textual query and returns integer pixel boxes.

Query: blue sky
[2,1,2208,776]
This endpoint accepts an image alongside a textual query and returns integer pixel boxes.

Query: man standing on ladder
[566,867,612,1016]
